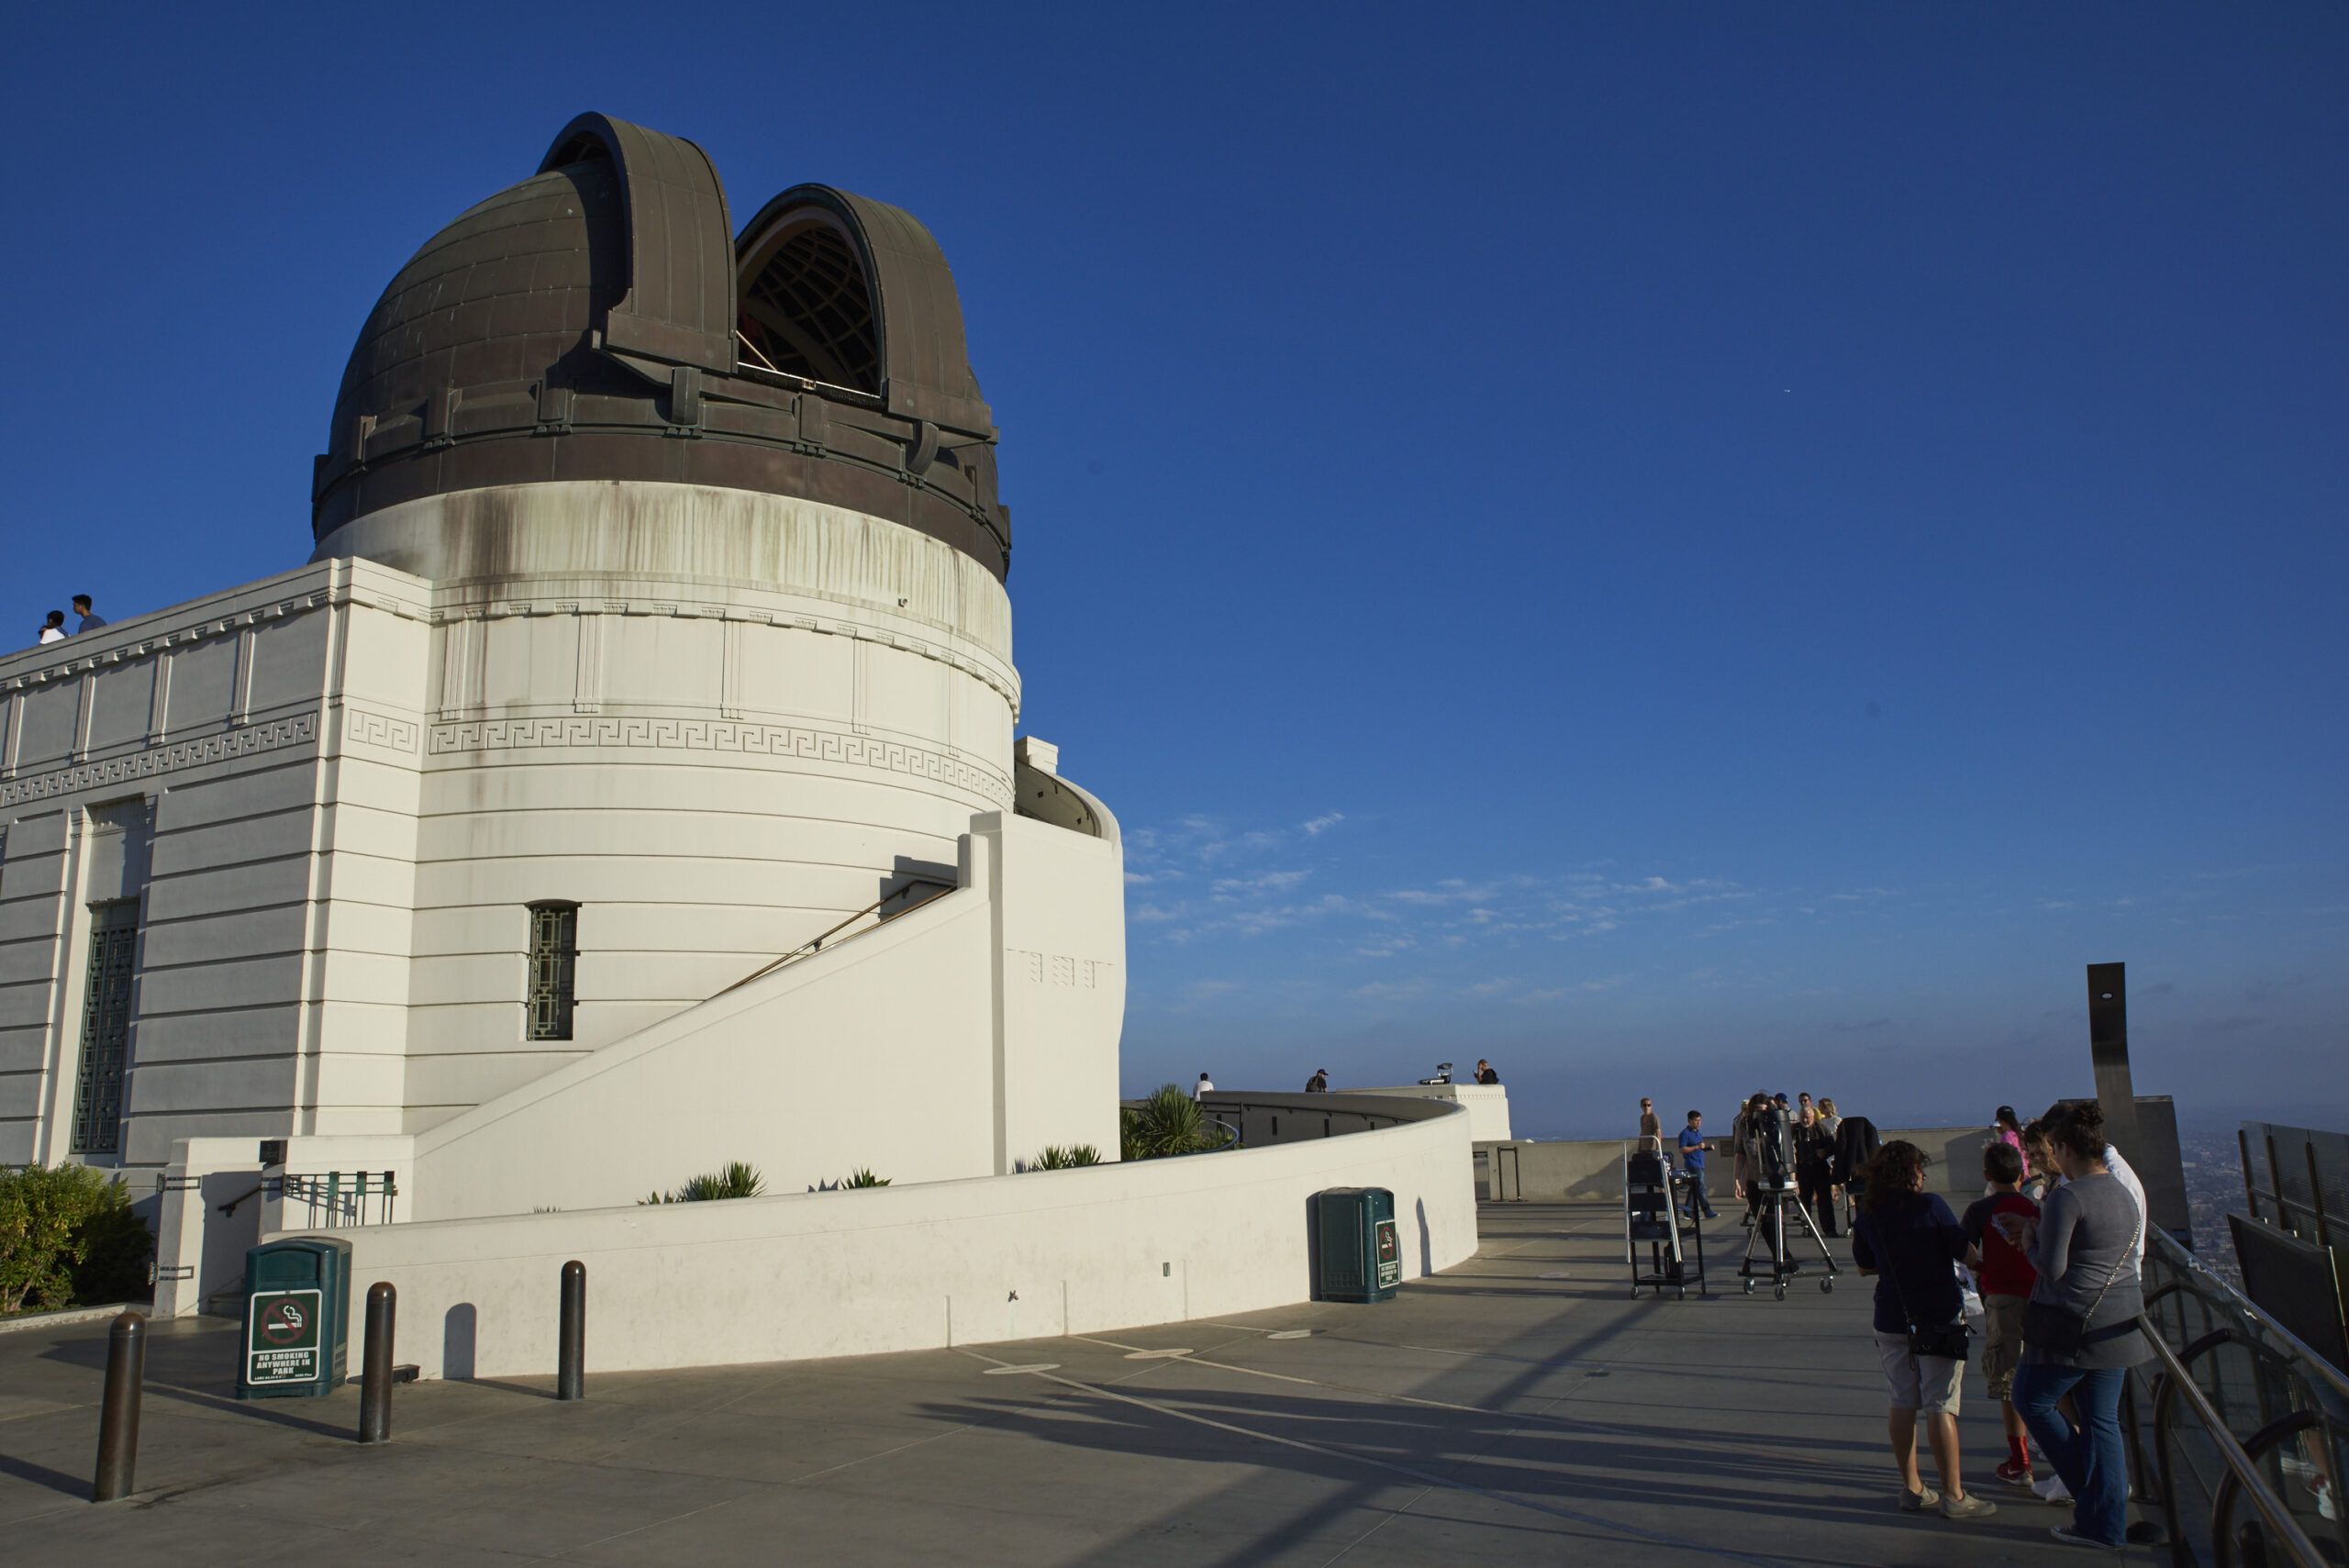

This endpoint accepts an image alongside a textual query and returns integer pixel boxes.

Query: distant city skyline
[4,6,2342,1140]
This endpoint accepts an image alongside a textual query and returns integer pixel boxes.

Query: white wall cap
[1015,736,1058,775]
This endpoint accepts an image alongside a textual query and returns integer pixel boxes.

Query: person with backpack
[1851,1140,1998,1522]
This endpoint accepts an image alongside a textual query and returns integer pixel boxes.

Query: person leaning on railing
[1991,1101,2150,1551]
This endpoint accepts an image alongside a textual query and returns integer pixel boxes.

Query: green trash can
[1312,1187,1400,1303]
[236,1236,352,1399]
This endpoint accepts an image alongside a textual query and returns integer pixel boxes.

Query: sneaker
[2034,1473,2073,1506]
[1941,1492,1998,1520]
[2050,1525,2121,1550]
[1995,1460,2035,1487]
[1899,1485,1942,1513]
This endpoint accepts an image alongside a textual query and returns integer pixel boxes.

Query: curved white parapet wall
[327,1100,1476,1379]
[312,480,1015,673]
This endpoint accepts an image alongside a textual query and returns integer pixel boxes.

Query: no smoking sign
[247,1288,324,1385]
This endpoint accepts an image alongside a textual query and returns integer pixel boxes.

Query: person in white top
[1194,1072,1214,1100]
[37,610,66,644]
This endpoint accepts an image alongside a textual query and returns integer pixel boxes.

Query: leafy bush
[843,1168,890,1188]
[1,1163,152,1315]
[640,1162,765,1205]
[1030,1145,1103,1170]
[1120,1085,1232,1161]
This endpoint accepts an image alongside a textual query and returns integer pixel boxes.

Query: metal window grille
[527,903,578,1041]
[71,899,139,1154]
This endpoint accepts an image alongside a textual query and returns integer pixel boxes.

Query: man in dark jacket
[1834,1116,1882,1230]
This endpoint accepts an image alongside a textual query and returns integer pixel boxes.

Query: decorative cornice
[427,716,1012,807]
[0,713,317,808]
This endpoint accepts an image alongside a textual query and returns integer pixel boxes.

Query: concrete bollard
[359,1282,396,1443]
[92,1311,146,1502]
[557,1260,585,1401]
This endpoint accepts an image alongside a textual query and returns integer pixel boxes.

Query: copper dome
[313,113,1011,579]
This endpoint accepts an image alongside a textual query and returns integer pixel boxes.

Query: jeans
[1681,1171,1716,1218]
[2011,1362,2129,1545]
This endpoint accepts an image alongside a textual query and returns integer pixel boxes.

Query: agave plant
[842,1168,891,1188]
[1031,1144,1104,1170]
[640,1161,765,1204]
[1120,1085,1231,1160]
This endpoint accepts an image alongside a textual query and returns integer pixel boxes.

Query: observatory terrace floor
[0,1201,2157,1566]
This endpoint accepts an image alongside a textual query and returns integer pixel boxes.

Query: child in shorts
[1962,1140,2041,1485]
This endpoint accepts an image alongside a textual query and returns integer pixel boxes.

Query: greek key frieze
[0,713,317,808]
[426,716,1011,805]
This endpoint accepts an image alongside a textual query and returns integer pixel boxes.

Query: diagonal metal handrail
[717,879,957,997]
[2140,1321,2327,1567]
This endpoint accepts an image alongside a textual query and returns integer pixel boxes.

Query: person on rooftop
[1677,1110,1718,1220]
[1304,1068,1328,1093]
[1851,1140,1998,1523]
[72,595,106,633]
[1474,1059,1499,1084]
[1637,1097,1661,1141]
[1193,1072,1213,1100]
[37,610,66,644]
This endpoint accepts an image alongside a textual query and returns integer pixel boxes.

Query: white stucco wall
[318,1100,1475,1379]
[1354,1083,1512,1141]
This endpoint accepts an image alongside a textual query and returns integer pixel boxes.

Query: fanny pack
[2022,1191,2143,1357]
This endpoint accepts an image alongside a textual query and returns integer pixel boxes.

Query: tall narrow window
[71,900,139,1155]
[527,903,578,1041]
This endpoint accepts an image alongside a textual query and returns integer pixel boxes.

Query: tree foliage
[1,1163,151,1315]
[1030,1144,1103,1170]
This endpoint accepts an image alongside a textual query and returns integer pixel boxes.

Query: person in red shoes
[1962,1140,2041,1488]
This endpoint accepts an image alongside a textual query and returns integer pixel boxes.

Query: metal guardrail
[2132,1226,2346,1565]
[276,1171,398,1228]
[718,877,957,996]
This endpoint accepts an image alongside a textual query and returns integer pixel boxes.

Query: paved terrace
[2,1202,2155,1565]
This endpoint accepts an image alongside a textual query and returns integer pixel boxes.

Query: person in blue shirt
[72,595,106,634]
[1676,1110,1718,1219]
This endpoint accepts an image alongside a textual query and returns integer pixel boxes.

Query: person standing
[1795,1106,1839,1237]
[1194,1072,1214,1100]
[1637,1097,1662,1142]
[1474,1059,1499,1084]
[1962,1141,2042,1487]
[1304,1069,1328,1093]
[1677,1110,1718,1220]
[1995,1103,2149,1550]
[1851,1140,1998,1521]
[37,610,66,644]
[72,595,106,634]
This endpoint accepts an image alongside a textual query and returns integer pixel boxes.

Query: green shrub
[1120,1085,1231,1160]
[843,1168,890,1188]
[1030,1145,1103,1169]
[1,1163,151,1315]
[640,1162,765,1205]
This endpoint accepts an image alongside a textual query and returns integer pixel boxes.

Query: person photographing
[1991,1102,2148,1551]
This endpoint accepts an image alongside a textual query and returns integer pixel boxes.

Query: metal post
[557,1260,585,1401]
[2304,1142,2332,1252]
[2240,1129,2260,1222]
[359,1282,396,1443]
[91,1311,145,1502]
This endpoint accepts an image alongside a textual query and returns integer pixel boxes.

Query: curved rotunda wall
[327,482,1018,1131]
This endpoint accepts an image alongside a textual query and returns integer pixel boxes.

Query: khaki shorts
[1981,1294,2028,1400]
[1876,1330,1964,1416]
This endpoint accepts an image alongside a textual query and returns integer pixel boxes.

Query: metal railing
[2131,1227,2347,1565]
[718,877,957,996]
[276,1171,398,1228]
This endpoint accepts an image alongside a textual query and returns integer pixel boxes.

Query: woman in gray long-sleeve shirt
[1993,1102,2148,1549]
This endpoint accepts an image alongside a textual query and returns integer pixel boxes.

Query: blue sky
[5,6,2343,1136]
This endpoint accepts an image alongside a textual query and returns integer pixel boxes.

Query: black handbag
[1887,1245,1970,1362]
[2022,1191,2143,1357]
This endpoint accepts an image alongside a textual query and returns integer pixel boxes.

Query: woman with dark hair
[1993,1103,2150,1550]
[1851,1141,1998,1521]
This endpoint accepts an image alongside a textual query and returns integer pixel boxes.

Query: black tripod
[1738,1179,1839,1299]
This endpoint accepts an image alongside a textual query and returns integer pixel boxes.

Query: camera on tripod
[1744,1100,1797,1190]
